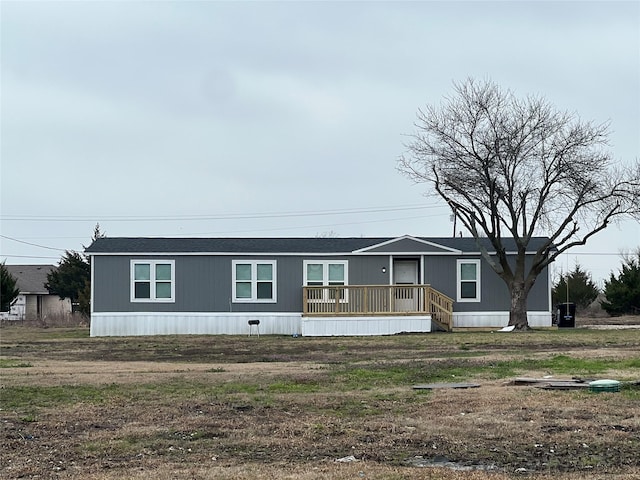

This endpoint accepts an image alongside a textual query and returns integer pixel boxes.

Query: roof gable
[5,265,55,294]
[353,235,461,254]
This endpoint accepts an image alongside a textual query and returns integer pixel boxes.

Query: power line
[0,211,448,244]
[0,203,446,222]
[0,235,68,252]
[10,236,89,240]
[158,213,440,237]
[1,254,61,260]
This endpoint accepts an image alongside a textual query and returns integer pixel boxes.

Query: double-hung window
[303,260,348,301]
[232,260,277,303]
[131,260,175,302]
[457,259,481,302]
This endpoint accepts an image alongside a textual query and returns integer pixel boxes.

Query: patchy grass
[531,354,639,375]
[0,358,32,368]
[1,322,639,479]
[1,384,118,409]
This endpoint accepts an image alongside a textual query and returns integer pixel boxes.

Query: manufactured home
[85,236,553,337]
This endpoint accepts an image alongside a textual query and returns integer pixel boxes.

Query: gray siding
[93,253,550,314]
[423,256,457,299]
[424,255,550,312]
[94,255,303,313]
[344,256,390,285]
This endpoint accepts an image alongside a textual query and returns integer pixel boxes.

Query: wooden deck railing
[302,284,453,331]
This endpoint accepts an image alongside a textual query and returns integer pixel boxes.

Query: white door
[393,260,419,312]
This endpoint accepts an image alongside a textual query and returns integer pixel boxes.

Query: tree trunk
[508,282,530,330]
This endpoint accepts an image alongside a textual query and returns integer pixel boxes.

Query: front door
[393,260,419,312]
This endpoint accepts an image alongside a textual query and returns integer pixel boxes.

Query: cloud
[1,1,638,279]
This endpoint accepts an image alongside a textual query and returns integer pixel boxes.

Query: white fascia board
[351,235,413,252]
[91,251,464,257]
[356,251,461,256]
[88,249,542,257]
[87,251,358,257]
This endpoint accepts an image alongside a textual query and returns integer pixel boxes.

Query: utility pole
[450,207,457,238]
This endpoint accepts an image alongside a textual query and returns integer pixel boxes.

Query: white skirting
[453,311,552,328]
[91,311,550,336]
[301,315,432,336]
[90,312,302,337]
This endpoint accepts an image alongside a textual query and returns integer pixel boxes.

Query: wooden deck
[302,285,453,331]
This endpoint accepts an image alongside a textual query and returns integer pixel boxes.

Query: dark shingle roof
[5,265,55,294]
[85,236,553,255]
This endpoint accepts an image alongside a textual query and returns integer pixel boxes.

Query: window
[232,260,277,302]
[457,259,480,302]
[303,260,348,301]
[131,260,175,302]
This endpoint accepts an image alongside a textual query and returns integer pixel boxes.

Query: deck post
[363,286,368,314]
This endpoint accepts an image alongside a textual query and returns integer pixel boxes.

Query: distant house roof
[85,236,553,255]
[5,265,55,295]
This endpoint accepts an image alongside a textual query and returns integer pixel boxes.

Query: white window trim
[232,260,277,303]
[457,259,481,303]
[130,259,175,303]
[303,260,349,302]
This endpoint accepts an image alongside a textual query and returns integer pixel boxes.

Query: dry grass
[1,319,639,479]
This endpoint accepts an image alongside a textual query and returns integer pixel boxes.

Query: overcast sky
[1,0,638,284]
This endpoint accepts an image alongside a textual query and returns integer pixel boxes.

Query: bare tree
[398,78,640,329]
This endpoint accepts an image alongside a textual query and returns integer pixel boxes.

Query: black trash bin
[556,302,576,328]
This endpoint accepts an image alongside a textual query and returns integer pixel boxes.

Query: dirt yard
[1,318,639,479]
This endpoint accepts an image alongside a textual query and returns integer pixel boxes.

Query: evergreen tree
[86,223,106,249]
[602,250,640,316]
[79,223,106,315]
[45,223,106,316]
[1,261,20,312]
[552,264,600,310]
[78,278,91,318]
[46,251,91,314]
